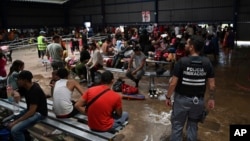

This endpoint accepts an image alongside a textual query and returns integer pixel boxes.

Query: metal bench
[45,99,128,133]
[0,98,121,141]
[103,67,171,87]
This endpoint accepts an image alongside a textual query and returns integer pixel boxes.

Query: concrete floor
[5,45,250,141]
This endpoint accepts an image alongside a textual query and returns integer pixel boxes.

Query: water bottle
[6,85,20,115]
[13,101,20,115]
[6,85,13,102]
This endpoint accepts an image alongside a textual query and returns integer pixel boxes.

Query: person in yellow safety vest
[37,31,48,62]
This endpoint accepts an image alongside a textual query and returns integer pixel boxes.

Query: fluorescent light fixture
[11,0,69,4]
[236,41,250,46]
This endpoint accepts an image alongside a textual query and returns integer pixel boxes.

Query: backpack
[112,78,124,92]
[122,83,138,94]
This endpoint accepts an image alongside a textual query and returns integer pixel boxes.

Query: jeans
[111,111,129,130]
[11,111,46,141]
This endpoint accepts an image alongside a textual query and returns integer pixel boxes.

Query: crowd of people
[0,22,236,140]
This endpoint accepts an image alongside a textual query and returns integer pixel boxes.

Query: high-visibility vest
[37,35,47,50]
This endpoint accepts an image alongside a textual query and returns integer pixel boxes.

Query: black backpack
[112,78,124,92]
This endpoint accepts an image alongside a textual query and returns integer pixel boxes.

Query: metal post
[154,0,159,24]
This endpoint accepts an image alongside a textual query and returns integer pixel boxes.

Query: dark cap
[18,70,33,81]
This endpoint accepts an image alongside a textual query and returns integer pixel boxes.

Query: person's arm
[86,53,93,66]
[90,51,102,69]
[12,90,21,103]
[43,37,48,44]
[8,104,37,129]
[127,55,134,71]
[165,76,178,107]
[113,96,123,117]
[46,47,50,60]
[74,80,85,95]
[133,57,146,74]
[207,78,215,110]
[75,96,87,114]
[114,107,122,118]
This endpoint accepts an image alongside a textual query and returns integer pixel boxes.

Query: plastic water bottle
[6,86,13,102]
[13,101,20,115]
[6,86,20,115]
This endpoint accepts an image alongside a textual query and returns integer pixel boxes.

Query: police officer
[165,35,215,141]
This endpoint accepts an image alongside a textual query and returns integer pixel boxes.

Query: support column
[101,0,106,28]
[233,0,238,32]
[154,0,159,24]
[233,0,239,45]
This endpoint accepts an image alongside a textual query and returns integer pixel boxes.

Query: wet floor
[3,45,250,141]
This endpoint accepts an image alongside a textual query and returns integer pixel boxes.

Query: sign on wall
[142,11,150,22]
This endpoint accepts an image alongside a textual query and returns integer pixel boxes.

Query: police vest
[175,56,211,97]
[37,35,46,50]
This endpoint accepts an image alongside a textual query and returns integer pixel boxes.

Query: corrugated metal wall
[69,0,235,25]
[158,0,233,23]
[1,0,250,40]
[237,0,250,40]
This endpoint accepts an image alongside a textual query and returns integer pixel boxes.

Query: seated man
[8,70,48,141]
[101,38,115,56]
[75,70,128,132]
[53,68,85,118]
[74,45,91,82]
[126,45,146,87]
[86,42,103,86]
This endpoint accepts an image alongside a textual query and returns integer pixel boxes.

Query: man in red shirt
[75,70,128,132]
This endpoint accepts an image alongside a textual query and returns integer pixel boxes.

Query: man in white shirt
[86,42,103,86]
[53,68,85,118]
[126,45,146,87]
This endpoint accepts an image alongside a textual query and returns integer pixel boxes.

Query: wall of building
[1,0,250,40]
[237,0,250,41]
[69,0,234,26]
[2,1,66,28]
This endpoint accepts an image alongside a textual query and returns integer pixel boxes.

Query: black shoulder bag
[85,88,110,112]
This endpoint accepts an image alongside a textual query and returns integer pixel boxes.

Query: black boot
[135,79,139,88]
